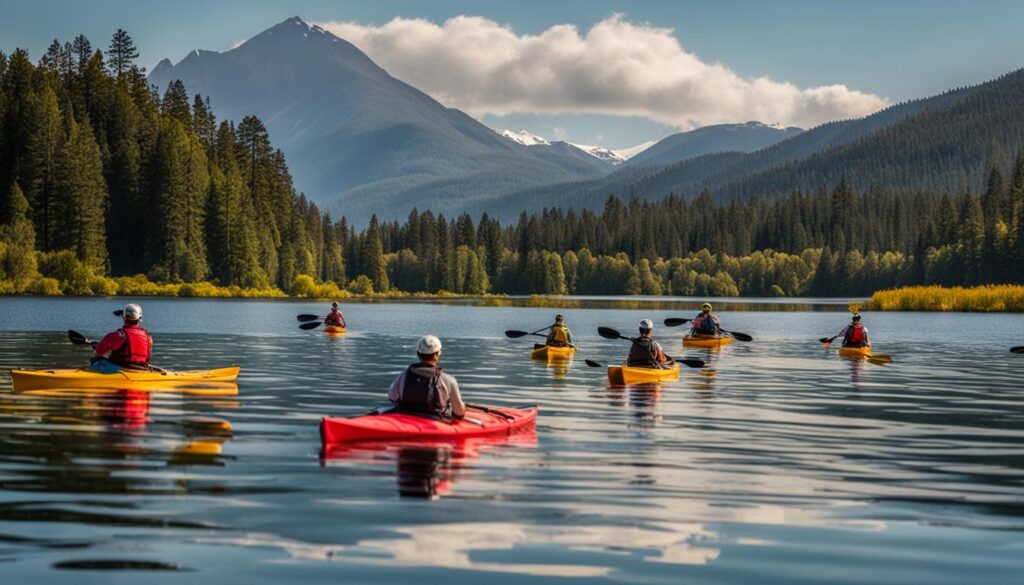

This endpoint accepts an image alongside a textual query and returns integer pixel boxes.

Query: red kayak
[320,404,538,445]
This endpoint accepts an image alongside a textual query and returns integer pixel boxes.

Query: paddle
[719,329,752,342]
[1011,346,1024,354]
[663,318,691,327]
[596,326,705,369]
[113,309,123,317]
[297,314,320,322]
[664,317,752,342]
[68,329,97,347]
[505,329,547,339]
[299,321,323,330]
[819,336,837,344]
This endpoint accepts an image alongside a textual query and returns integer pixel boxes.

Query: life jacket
[844,322,867,347]
[627,337,659,367]
[694,313,718,335]
[109,324,151,368]
[325,310,344,326]
[398,362,447,415]
[548,324,570,346]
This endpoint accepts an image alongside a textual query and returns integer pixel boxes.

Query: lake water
[0,297,1022,584]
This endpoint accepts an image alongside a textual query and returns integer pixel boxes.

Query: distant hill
[149,17,609,224]
[624,122,802,168]
[492,75,992,217]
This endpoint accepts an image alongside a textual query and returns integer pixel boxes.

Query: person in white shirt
[388,335,466,418]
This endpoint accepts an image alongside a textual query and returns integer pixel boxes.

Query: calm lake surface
[0,297,1021,584]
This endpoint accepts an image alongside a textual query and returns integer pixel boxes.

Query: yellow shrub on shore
[870,285,1024,312]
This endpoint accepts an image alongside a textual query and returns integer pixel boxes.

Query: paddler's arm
[92,331,123,358]
[446,375,466,418]
[387,372,404,403]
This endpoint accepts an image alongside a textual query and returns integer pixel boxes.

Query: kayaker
[91,303,152,372]
[324,302,347,328]
[544,314,574,348]
[837,313,870,348]
[690,303,722,336]
[388,335,466,418]
[627,319,672,368]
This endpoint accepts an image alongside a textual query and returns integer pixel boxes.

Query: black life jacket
[398,362,447,415]
[627,337,659,367]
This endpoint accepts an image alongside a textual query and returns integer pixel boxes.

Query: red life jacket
[110,324,152,368]
[325,310,344,326]
[844,322,867,346]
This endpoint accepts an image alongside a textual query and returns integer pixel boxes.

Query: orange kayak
[683,335,734,348]
[531,344,576,361]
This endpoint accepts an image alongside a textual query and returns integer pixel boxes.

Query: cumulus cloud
[314,14,889,130]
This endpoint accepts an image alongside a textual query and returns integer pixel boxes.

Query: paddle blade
[297,314,320,322]
[867,354,892,365]
[505,330,529,338]
[664,317,690,327]
[597,326,624,340]
[299,321,323,330]
[678,358,705,369]
[1011,346,1024,354]
[725,330,753,342]
[112,309,123,317]
[67,330,90,345]
[819,337,834,344]
[584,359,604,368]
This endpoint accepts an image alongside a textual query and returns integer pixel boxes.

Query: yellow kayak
[324,325,347,335]
[9,366,241,392]
[607,362,680,385]
[531,344,576,361]
[683,335,734,348]
[838,345,872,359]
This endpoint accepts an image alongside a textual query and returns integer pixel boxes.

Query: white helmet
[417,335,442,355]
[639,319,653,332]
[124,303,143,320]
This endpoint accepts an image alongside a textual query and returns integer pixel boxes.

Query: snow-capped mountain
[149,17,609,224]
[570,141,656,164]
[498,129,550,146]
[496,129,654,165]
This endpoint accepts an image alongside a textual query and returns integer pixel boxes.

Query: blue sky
[3,0,1023,148]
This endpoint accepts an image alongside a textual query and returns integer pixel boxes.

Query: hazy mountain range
[150,16,1024,224]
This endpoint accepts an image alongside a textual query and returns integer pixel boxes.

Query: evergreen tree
[54,117,107,269]
[107,29,139,78]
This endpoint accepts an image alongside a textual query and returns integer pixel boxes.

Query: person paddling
[91,303,152,372]
[543,314,574,348]
[627,319,672,369]
[324,302,347,328]
[689,302,722,337]
[837,313,870,348]
[388,335,466,418]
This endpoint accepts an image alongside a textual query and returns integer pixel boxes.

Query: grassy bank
[869,285,1024,312]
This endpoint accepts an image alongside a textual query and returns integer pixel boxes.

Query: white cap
[416,335,442,355]
[639,319,653,331]
[124,303,143,320]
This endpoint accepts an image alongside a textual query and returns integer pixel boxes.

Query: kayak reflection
[0,383,237,494]
[321,430,538,499]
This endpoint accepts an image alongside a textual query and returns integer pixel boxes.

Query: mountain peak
[277,16,310,29]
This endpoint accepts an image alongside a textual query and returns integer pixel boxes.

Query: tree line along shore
[3,31,1024,310]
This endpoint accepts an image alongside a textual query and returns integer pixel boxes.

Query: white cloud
[314,14,889,130]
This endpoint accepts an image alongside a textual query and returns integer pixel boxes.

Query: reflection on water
[323,430,538,499]
[1,298,1023,583]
